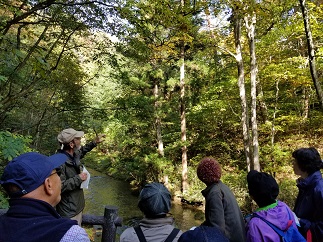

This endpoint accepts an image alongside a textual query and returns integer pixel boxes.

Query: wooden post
[101,205,122,242]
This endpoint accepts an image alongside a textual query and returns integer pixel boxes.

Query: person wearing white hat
[55,128,105,225]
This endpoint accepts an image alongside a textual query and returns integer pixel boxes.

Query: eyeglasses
[49,168,62,177]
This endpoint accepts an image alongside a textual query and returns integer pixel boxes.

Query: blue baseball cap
[0,152,67,197]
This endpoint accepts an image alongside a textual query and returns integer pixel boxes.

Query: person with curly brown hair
[197,157,246,242]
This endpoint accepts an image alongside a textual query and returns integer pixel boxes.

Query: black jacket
[56,141,97,218]
[294,171,323,242]
[0,198,76,242]
[201,181,246,242]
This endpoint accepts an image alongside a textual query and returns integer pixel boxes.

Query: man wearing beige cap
[56,128,105,225]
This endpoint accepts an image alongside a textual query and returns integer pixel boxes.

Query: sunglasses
[49,168,62,177]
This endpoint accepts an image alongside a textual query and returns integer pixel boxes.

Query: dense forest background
[0,0,322,212]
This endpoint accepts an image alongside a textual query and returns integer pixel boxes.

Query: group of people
[0,128,322,242]
[0,128,104,241]
[120,148,323,242]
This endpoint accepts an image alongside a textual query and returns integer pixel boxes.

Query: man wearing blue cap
[0,152,90,242]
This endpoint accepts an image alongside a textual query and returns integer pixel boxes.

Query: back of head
[0,152,67,198]
[247,170,279,207]
[179,226,229,242]
[138,182,171,218]
[197,157,222,185]
[292,147,323,175]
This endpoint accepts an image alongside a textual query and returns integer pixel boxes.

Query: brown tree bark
[299,0,323,109]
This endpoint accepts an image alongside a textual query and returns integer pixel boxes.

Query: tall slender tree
[299,0,323,109]
[232,7,251,171]
[245,11,260,171]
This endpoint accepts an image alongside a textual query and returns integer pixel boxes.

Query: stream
[83,168,204,239]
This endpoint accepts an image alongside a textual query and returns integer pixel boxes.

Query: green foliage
[0,0,323,214]
[221,170,250,214]
[0,191,9,209]
[0,131,32,161]
[182,165,205,202]
[278,177,298,209]
[0,131,32,208]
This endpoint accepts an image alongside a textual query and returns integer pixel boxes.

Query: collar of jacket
[297,170,322,189]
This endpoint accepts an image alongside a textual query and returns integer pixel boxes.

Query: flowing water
[83,168,204,239]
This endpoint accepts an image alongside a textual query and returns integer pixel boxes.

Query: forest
[0,0,322,212]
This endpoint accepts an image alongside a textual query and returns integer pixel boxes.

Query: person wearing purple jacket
[245,170,299,242]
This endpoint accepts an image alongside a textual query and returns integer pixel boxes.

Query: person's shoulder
[216,181,232,191]
[60,225,90,242]
[312,176,323,192]
[277,200,291,209]
[246,215,264,233]
[120,227,137,242]
[179,226,228,242]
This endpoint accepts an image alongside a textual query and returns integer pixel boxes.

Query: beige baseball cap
[57,128,84,143]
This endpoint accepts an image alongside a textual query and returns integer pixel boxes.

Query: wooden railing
[0,205,123,242]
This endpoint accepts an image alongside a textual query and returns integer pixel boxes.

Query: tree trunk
[271,80,280,147]
[302,87,309,119]
[180,42,188,193]
[180,0,188,194]
[153,80,168,185]
[154,81,164,157]
[233,11,251,171]
[245,13,260,171]
[299,0,323,109]
[257,84,268,123]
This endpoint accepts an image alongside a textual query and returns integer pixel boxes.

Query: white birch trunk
[180,43,188,193]
[245,13,260,171]
[233,11,251,171]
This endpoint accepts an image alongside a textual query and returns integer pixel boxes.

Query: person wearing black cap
[55,128,105,225]
[292,147,323,242]
[197,157,246,242]
[246,170,300,242]
[0,152,90,242]
[120,182,182,242]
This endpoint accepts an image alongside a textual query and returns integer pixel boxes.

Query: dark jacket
[202,181,246,242]
[294,170,323,242]
[179,226,229,242]
[0,198,76,242]
[120,217,182,242]
[56,141,97,218]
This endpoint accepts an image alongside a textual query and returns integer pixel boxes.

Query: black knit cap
[247,170,279,207]
[138,182,171,217]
